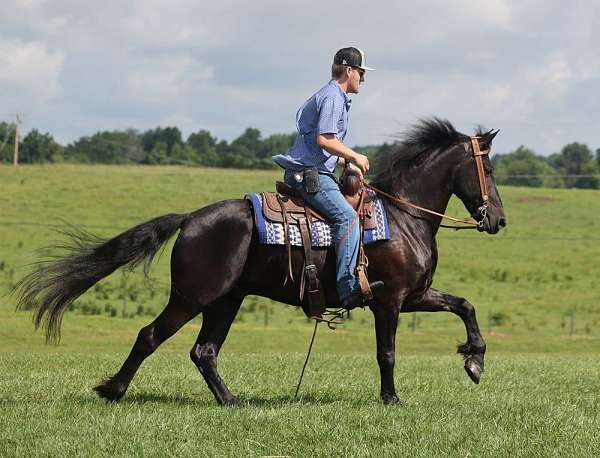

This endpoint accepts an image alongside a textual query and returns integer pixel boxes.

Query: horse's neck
[392,151,455,232]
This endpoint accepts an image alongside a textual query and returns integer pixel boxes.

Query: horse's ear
[480,129,500,149]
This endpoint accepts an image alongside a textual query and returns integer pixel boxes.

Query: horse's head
[452,129,506,234]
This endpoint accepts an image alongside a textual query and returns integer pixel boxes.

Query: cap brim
[359,66,375,71]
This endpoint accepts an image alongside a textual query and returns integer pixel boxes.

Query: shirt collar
[330,79,352,108]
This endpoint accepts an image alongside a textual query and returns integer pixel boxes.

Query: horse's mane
[371,117,473,191]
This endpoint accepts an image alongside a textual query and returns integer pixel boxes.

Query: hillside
[1,164,598,339]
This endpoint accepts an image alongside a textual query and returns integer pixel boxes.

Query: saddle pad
[245,192,390,247]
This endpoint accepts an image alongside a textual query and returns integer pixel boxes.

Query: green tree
[147,141,168,165]
[187,130,218,166]
[21,129,63,163]
[259,133,296,159]
[0,122,17,163]
[370,142,395,177]
[170,144,199,165]
[550,142,597,188]
[140,127,183,160]
[494,146,563,188]
[228,127,262,164]
[65,130,143,164]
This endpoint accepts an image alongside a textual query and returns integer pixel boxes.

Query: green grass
[1,164,599,336]
[1,311,599,457]
[1,164,600,456]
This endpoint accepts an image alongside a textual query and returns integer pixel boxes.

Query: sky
[1,0,598,155]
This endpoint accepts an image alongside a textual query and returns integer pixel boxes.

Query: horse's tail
[14,213,189,343]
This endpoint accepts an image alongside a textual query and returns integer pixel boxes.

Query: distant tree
[140,127,183,159]
[187,130,218,166]
[65,130,144,164]
[0,121,17,163]
[550,142,597,188]
[596,148,600,166]
[494,146,563,188]
[170,144,199,165]
[259,133,296,159]
[370,142,395,177]
[21,129,63,163]
[147,141,168,165]
[230,128,262,157]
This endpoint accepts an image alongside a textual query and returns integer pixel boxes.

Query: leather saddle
[260,181,377,231]
[259,168,375,319]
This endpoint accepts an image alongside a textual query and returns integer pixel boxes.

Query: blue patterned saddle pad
[245,192,390,247]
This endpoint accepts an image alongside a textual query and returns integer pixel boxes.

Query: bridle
[470,136,490,225]
[367,136,491,230]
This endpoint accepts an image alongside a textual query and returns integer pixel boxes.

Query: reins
[365,184,480,230]
[367,136,491,231]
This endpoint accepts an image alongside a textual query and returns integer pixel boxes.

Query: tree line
[0,123,296,169]
[1,121,599,189]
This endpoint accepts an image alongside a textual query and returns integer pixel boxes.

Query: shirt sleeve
[317,95,344,136]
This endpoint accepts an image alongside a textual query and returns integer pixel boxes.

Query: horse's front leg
[371,304,402,405]
[403,288,486,384]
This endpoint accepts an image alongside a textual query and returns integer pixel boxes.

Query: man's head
[331,47,374,94]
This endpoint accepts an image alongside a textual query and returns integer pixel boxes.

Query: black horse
[16,118,506,406]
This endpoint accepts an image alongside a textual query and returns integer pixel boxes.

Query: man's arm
[317,133,370,177]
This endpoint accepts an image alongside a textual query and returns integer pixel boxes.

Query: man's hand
[347,162,364,180]
[317,134,370,176]
[352,153,370,175]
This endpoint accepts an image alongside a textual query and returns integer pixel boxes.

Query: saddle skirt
[245,190,390,248]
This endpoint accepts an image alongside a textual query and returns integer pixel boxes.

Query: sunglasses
[351,66,365,77]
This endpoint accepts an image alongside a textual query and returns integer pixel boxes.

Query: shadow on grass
[75,390,387,408]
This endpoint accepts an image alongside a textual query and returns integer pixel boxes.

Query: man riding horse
[272,46,383,310]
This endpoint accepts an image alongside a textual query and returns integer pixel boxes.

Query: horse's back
[170,199,255,305]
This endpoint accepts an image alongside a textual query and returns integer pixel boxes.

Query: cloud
[0,0,597,155]
[0,39,64,101]
[127,55,214,104]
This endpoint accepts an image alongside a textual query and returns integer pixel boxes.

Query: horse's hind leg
[403,288,486,384]
[94,290,199,402]
[371,304,402,405]
[190,293,243,406]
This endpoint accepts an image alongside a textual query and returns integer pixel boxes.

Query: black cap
[333,47,375,71]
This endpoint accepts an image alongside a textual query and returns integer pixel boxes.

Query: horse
[15,118,506,406]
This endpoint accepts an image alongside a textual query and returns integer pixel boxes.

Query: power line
[1,220,598,242]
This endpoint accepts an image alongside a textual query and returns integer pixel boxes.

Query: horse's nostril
[499,217,506,227]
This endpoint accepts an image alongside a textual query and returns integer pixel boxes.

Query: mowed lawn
[1,310,599,457]
[1,164,600,456]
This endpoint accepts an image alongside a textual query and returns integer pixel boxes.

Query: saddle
[260,168,375,318]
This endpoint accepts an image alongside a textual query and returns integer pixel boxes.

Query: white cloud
[0,0,597,155]
[127,55,214,104]
[0,39,64,100]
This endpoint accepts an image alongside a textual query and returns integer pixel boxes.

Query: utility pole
[13,114,21,167]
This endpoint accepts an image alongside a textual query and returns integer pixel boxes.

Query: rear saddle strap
[298,215,325,317]
[355,188,373,301]
[276,193,294,285]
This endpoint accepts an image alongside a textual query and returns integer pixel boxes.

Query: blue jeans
[284,170,360,301]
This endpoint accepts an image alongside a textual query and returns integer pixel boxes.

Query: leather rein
[366,136,490,231]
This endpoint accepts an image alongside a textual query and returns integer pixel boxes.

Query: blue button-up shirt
[273,80,351,173]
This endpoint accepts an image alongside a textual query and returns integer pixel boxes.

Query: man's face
[347,66,364,94]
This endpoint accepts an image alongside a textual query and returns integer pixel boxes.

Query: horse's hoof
[221,396,240,407]
[93,377,127,402]
[464,357,483,385]
[381,393,405,406]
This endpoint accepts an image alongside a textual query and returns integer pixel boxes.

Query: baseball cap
[333,47,375,71]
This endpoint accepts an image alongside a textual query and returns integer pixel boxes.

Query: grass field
[1,164,599,456]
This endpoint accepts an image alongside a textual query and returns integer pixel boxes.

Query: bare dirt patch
[518,196,558,204]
